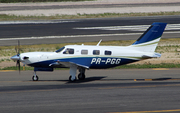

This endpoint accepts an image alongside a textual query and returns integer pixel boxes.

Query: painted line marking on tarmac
[109,109,180,113]
[0,70,15,72]
[0,20,77,25]
[74,24,180,31]
[0,89,60,94]
[134,78,180,81]
[0,31,179,41]
[0,33,143,41]
[134,79,153,81]
[144,79,153,81]
[99,84,180,90]
[152,68,169,70]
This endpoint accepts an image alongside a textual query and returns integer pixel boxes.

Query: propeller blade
[16,60,18,67]
[18,60,20,73]
[15,47,17,54]
[16,60,20,73]
[17,40,20,55]
[13,40,21,73]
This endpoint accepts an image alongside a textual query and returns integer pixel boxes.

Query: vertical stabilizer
[130,22,167,52]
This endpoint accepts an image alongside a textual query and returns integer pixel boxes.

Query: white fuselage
[19,45,155,69]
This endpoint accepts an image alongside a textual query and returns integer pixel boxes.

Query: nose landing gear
[32,71,39,81]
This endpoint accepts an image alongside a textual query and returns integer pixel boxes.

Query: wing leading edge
[49,58,91,69]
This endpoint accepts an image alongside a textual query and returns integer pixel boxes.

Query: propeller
[12,40,21,73]
[16,40,21,73]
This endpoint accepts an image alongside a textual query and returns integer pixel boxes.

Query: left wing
[49,58,91,69]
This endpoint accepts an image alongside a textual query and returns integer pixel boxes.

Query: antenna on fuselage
[96,39,102,46]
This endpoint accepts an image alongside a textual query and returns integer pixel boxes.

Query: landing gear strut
[32,71,39,81]
[69,64,78,82]
[78,67,86,80]
[78,73,85,80]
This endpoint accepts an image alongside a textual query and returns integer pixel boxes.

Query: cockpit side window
[63,48,74,54]
[55,46,65,53]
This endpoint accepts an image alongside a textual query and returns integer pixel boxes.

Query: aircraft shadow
[33,77,179,83]
[34,76,107,83]
[66,76,107,83]
[2,77,180,92]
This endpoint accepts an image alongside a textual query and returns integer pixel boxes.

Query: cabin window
[55,46,65,53]
[93,50,100,55]
[63,48,74,54]
[105,50,112,55]
[81,50,88,55]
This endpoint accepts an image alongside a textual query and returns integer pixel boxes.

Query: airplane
[11,22,167,82]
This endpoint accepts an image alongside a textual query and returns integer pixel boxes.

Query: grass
[1,38,180,57]
[0,66,33,70]
[0,11,180,21]
[114,63,180,69]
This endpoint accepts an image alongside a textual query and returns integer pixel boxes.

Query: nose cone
[11,55,20,61]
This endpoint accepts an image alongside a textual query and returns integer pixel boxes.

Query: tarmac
[0,69,180,113]
[0,0,180,16]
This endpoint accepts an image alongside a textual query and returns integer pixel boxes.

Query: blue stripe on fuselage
[28,57,139,69]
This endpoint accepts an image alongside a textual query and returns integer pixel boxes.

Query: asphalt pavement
[0,15,180,46]
[0,69,180,113]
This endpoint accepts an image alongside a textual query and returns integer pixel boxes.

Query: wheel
[32,75,39,81]
[78,73,85,80]
[69,76,76,82]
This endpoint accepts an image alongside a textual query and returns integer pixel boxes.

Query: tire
[78,73,85,80]
[32,75,39,81]
[69,76,76,82]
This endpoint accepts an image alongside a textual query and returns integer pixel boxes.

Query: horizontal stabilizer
[152,53,161,58]
[142,53,161,59]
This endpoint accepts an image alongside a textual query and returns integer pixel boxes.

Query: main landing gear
[69,65,86,82]
[78,67,85,80]
[69,73,85,82]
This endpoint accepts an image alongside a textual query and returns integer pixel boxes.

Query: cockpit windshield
[55,46,65,53]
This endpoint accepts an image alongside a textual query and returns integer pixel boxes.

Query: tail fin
[130,22,167,52]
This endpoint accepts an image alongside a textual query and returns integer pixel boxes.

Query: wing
[49,58,91,69]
